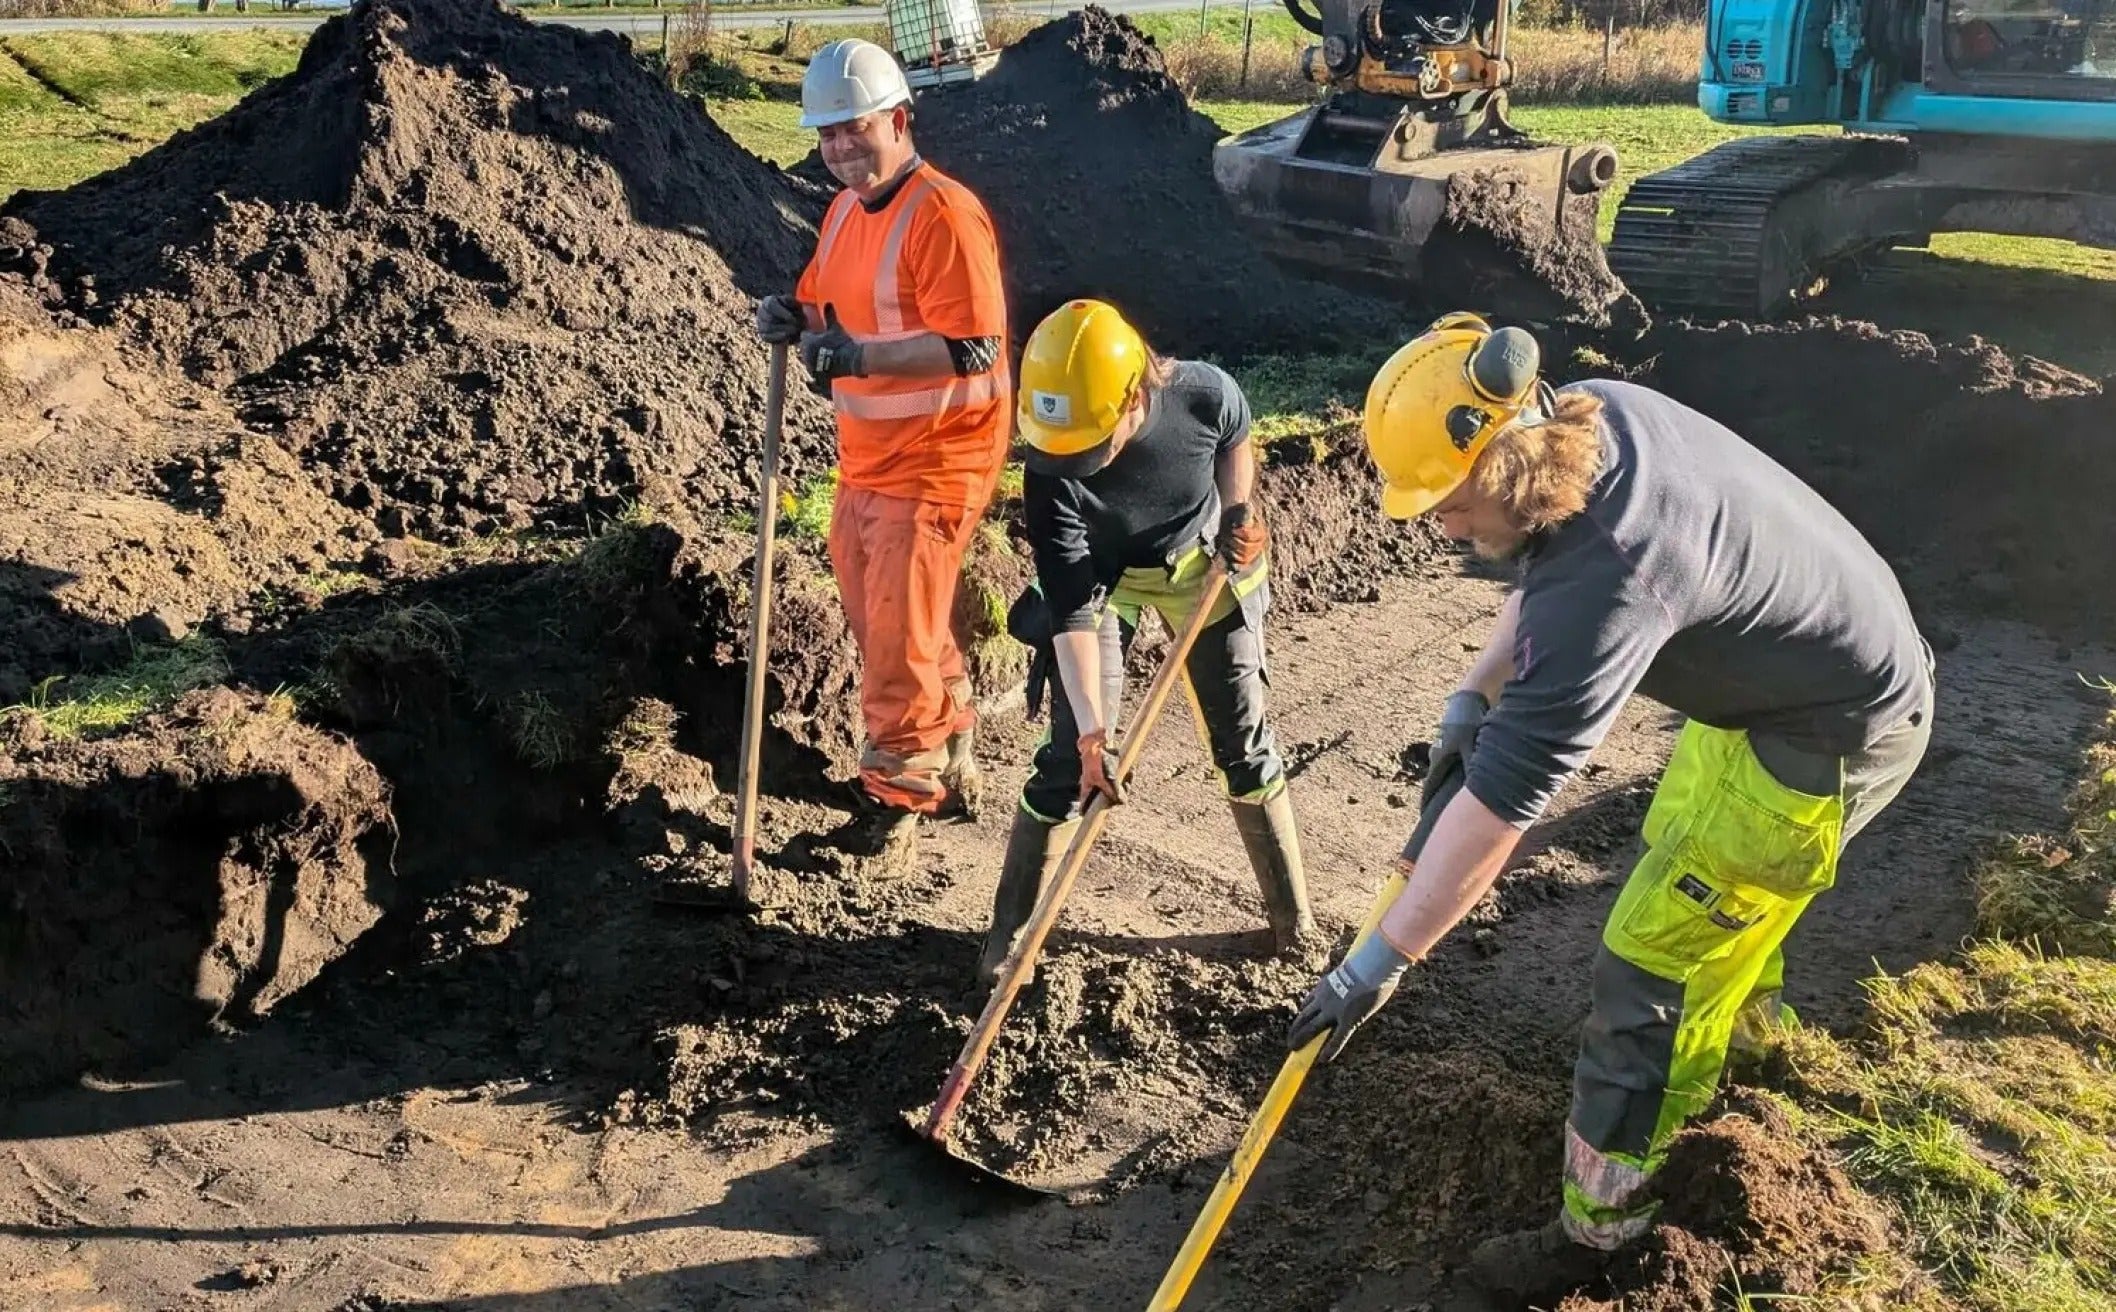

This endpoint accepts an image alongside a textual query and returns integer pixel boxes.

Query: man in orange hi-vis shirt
[755,38,1011,859]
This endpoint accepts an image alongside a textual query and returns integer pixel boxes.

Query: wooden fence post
[1240,3,1254,90]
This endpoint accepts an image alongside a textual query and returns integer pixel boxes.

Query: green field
[0,31,305,195]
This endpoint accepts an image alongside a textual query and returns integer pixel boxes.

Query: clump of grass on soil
[9,635,231,740]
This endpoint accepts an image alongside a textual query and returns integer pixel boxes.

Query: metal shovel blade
[898,1107,1069,1202]
[648,870,760,915]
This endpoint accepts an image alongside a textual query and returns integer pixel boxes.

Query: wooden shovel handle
[731,343,788,901]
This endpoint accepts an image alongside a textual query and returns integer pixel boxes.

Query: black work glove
[755,293,805,345]
[1216,501,1268,571]
[798,303,867,382]
[1422,690,1489,812]
[1287,932,1413,1064]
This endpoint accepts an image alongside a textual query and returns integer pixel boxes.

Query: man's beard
[1469,527,1529,561]
[828,152,880,189]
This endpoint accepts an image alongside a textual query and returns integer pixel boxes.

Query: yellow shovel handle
[1144,869,1409,1312]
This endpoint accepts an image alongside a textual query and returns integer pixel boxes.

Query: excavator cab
[1212,0,1622,308]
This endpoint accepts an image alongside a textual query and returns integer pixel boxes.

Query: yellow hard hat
[1016,299,1149,478]
[1363,313,1544,519]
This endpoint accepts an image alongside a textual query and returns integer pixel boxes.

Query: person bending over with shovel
[754,39,1011,863]
[978,298,1319,987]
[1285,314,1935,1306]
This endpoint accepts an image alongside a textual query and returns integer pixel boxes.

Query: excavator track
[1607,134,1896,319]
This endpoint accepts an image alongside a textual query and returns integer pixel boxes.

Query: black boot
[1463,1219,1616,1308]
[1230,789,1321,964]
[975,807,1079,987]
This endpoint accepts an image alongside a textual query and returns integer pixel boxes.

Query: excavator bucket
[1212,95,1632,325]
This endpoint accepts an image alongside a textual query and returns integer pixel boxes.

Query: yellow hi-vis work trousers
[1561,678,1933,1249]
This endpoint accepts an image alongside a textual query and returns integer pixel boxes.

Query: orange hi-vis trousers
[827,484,985,813]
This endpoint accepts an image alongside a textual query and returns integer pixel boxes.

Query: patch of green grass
[296,567,370,599]
[3,32,303,107]
[1762,702,2116,1312]
[779,468,838,540]
[12,635,229,740]
[362,602,463,662]
[0,48,62,113]
[0,31,303,203]
[1224,348,1392,457]
[251,566,375,621]
[705,94,810,166]
[567,499,661,590]
[1972,730,2116,956]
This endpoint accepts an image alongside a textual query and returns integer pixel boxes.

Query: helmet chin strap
[1519,379,1560,427]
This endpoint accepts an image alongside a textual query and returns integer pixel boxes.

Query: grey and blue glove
[1423,689,1489,811]
[1286,931,1413,1064]
[799,304,868,381]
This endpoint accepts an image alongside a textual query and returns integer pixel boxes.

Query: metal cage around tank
[886,0,999,89]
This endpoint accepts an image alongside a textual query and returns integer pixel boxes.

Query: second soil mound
[915,7,1407,359]
[1623,317,2115,644]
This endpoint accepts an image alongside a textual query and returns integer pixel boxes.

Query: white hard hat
[799,38,912,129]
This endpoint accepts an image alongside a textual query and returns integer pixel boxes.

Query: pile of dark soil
[0,689,393,1097]
[606,853,1316,1199]
[0,280,375,699]
[1560,1097,1894,1312]
[914,7,1406,358]
[1616,317,2116,643]
[1260,407,1456,612]
[4,0,837,542]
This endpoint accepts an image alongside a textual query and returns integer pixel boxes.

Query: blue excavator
[1211,0,2116,317]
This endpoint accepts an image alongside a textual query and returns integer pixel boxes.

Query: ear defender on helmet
[1442,326,1541,451]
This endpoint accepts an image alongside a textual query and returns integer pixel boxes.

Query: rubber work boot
[940,723,984,820]
[975,808,1080,987]
[1463,1219,1617,1308]
[1229,790,1320,963]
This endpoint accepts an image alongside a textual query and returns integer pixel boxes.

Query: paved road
[0,0,1253,37]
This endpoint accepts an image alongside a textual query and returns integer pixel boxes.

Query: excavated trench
[1,3,2113,1310]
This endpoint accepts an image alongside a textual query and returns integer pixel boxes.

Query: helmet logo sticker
[1032,391,1072,424]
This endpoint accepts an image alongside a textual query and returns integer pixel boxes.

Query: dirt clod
[1426,166,1649,334]
[1561,1097,1893,1312]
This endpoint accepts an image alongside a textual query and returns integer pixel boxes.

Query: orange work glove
[1077,729,1127,808]
[1217,501,1268,570]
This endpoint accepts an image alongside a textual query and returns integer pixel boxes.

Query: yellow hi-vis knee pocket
[1607,722,1845,977]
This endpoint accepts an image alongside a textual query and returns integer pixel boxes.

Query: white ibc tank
[887,0,997,88]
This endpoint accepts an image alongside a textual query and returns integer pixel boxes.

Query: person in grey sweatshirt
[1287,314,1935,1306]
